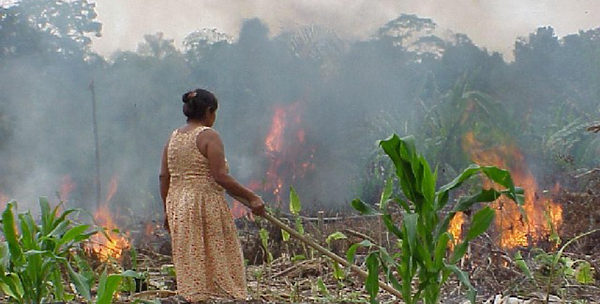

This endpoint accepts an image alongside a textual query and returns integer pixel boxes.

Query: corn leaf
[289,186,301,215]
[326,231,347,245]
[445,264,476,303]
[514,251,533,280]
[96,269,123,304]
[465,207,495,241]
[2,202,23,264]
[56,224,90,248]
[366,252,380,303]
[379,178,393,210]
[346,239,373,265]
[351,199,381,215]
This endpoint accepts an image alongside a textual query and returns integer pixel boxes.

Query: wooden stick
[232,195,403,299]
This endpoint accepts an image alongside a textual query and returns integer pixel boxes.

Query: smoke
[1,0,599,219]
[92,0,600,59]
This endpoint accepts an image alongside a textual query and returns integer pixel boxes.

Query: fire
[462,132,562,249]
[90,175,130,261]
[230,200,252,220]
[258,101,316,203]
[265,107,286,153]
[448,212,465,250]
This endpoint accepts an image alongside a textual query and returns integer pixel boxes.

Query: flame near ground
[450,132,563,249]
[90,175,130,261]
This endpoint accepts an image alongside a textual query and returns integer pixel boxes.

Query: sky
[87,0,600,59]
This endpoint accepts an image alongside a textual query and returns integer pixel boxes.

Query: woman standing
[159,89,265,302]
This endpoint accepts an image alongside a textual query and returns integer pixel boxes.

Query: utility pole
[89,80,101,209]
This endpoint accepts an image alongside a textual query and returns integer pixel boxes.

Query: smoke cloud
[92,0,600,58]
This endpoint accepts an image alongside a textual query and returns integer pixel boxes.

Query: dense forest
[1,0,598,215]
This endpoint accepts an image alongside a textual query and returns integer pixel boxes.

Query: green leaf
[393,198,411,212]
[379,178,393,210]
[366,252,380,303]
[465,207,495,241]
[481,166,514,193]
[420,155,436,207]
[326,231,347,245]
[52,268,65,301]
[452,189,501,213]
[120,269,145,278]
[96,269,124,304]
[130,245,138,270]
[380,134,417,203]
[382,214,403,239]
[450,242,468,264]
[445,264,476,303]
[291,255,305,262]
[0,273,24,301]
[403,213,418,253]
[2,202,23,264]
[437,164,481,198]
[259,228,269,250]
[514,251,533,280]
[351,199,381,215]
[316,277,329,296]
[346,240,373,265]
[56,224,90,248]
[332,261,345,280]
[575,262,594,284]
[39,197,52,230]
[289,186,301,215]
[281,229,290,242]
[434,233,450,270]
[295,217,304,235]
[65,261,91,301]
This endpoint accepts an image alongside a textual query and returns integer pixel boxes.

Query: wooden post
[89,80,101,209]
[317,210,324,240]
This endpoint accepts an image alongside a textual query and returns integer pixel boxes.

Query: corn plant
[0,198,97,303]
[349,134,523,304]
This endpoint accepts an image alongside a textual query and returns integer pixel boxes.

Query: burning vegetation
[1,1,600,302]
[462,131,563,249]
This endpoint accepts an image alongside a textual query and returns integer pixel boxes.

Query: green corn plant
[0,197,98,303]
[349,134,524,304]
[95,269,142,304]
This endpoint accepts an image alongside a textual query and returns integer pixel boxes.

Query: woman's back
[167,126,222,192]
[164,124,247,301]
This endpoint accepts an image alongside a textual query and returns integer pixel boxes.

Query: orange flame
[448,212,465,250]
[265,107,287,153]
[259,101,315,202]
[462,132,562,249]
[91,175,130,261]
[231,200,252,220]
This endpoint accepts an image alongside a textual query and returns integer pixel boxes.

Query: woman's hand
[249,196,266,216]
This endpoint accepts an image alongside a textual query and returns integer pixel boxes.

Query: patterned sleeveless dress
[165,125,247,301]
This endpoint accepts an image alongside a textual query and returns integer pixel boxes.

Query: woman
[159,88,265,302]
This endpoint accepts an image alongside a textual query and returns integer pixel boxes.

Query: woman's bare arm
[159,141,170,226]
[198,129,265,215]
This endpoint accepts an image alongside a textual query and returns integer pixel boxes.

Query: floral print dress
[165,125,247,301]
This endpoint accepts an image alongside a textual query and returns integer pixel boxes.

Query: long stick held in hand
[231,194,403,299]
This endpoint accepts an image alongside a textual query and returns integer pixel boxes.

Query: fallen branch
[343,228,377,245]
[232,194,404,300]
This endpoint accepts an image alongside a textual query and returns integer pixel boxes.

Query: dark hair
[182,89,219,121]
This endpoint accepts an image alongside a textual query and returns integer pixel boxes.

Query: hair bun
[182,90,197,103]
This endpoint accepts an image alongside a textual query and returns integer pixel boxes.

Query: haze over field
[89,0,600,59]
[0,0,599,216]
